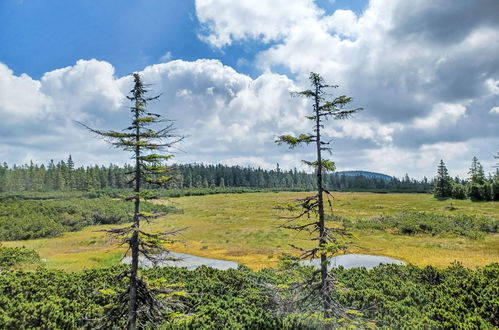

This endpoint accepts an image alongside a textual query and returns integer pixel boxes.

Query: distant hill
[335,170,393,181]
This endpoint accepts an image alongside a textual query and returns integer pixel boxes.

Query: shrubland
[0,245,40,269]
[0,197,174,241]
[341,211,499,239]
[0,191,497,328]
[3,192,498,270]
[0,260,497,329]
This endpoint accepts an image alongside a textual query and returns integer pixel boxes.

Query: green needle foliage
[81,73,184,329]
[275,72,362,323]
[433,159,453,199]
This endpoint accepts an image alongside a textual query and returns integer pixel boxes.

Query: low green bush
[0,198,175,241]
[0,263,497,329]
[0,245,40,268]
[344,212,498,239]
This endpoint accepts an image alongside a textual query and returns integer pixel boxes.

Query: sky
[0,0,498,179]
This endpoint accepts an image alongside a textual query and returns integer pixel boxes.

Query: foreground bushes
[0,198,174,241]
[0,245,40,268]
[0,262,497,329]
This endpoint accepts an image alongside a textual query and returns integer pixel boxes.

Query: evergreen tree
[468,156,487,200]
[469,156,485,185]
[0,158,434,193]
[451,183,466,199]
[433,160,453,198]
[81,73,183,329]
[66,155,75,189]
[276,72,362,321]
[492,168,499,201]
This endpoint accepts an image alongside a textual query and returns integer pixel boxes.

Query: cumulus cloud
[40,59,124,119]
[196,0,320,47]
[125,60,314,165]
[0,60,126,166]
[0,59,313,172]
[486,79,499,95]
[412,103,467,130]
[0,63,52,122]
[194,0,499,177]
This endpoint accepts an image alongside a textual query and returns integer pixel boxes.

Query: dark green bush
[0,263,497,329]
[451,184,467,199]
[0,245,40,268]
[0,197,175,241]
[346,212,498,239]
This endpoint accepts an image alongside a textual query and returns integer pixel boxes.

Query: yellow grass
[5,192,499,271]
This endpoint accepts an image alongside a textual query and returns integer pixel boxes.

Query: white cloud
[196,0,320,47]
[0,63,52,122]
[193,0,499,177]
[362,141,471,178]
[486,79,499,94]
[40,59,124,118]
[160,51,173,62]
[412,103,467,130]
[322,120,400,146]
[219,156,276,169]
[129,60,312,162]
[490,106,499,114]
[0,59,312,171]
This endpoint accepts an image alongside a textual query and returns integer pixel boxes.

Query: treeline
[434,157,499,201]
[0,156,432,193]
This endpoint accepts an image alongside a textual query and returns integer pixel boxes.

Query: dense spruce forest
[0,156,432,193]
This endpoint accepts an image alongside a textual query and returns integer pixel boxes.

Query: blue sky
[0,0,367,79]
[0,0,497,178]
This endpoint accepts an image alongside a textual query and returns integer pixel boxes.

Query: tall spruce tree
[467,156,487,200]
[81,73,183,329]
[469,156,485,185]
[66,155,75,190]
[276,72,362,321]
[433,159,453,198]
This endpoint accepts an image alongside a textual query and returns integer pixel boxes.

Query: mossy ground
[5,192,498,271]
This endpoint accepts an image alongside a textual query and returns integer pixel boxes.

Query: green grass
[4,192,498,271]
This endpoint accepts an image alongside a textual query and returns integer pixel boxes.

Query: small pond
[122,252,239,270]
[301,253,405,270]
[123,252,404,270]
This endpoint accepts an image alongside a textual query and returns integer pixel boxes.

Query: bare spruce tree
[276,72,362,321]
[81,73,183,329]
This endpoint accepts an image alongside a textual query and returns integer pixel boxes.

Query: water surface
[122,252,239,270]
[123,252,405,270]
[301,253,405,270]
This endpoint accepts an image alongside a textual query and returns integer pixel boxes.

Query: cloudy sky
[1,0,498,179]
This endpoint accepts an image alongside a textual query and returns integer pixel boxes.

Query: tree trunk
[314,88,329,317]
[128,102,142,330]
[128,223,139,330]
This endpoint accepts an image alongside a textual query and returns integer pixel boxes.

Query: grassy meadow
[4,191,498,271]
